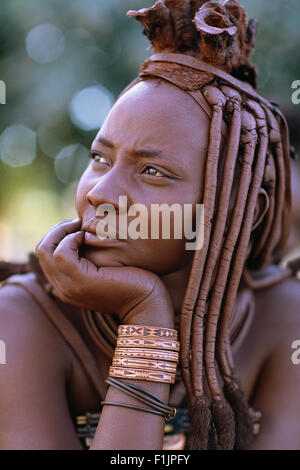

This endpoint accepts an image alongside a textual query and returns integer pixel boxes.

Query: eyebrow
[95,135,175,162]
[96,136,114,149]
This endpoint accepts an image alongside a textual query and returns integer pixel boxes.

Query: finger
[53,231,98,277]
[36,218,80,250]
[55,230,84,260]
[36,218,82,258]
[36,218,81,254]
[36,218,82,288]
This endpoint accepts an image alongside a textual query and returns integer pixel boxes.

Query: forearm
[90,303,175,450]
[90,379,170,450]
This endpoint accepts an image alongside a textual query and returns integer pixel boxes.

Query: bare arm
[35,218,178,450]
[0,284,82,450]
[0,284,175,450]
[90,305,175,450]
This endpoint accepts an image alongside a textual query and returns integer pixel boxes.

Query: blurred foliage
[0,0,299,260]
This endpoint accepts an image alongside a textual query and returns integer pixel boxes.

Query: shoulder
[250,275,300,378]
[0,273,72,378]
[1,272,40,308]
[239,275,300,372]
[246,277,300,449]
[0,273,107,413]
[0,273,45,333]
[254,275,300,331]
[0,273,84,449]
[0,272,53,335]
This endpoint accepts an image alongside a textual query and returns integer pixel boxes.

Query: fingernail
[71,217,81,223]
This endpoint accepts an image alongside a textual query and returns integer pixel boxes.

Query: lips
[82,218,101,234]
[83,231,125,248]
[82,218,121,243]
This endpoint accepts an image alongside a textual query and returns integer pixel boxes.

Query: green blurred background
[0,0,300,262]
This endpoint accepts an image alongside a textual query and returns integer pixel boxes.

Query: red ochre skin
[0,79,300,450]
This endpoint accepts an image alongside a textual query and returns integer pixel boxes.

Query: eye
[90,152,110,166]
[142,166,166,178]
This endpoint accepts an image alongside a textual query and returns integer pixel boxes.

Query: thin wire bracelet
[107,376,173,407]
[100,401,170,420]
[105,378,175,417]
[105,379,166,412]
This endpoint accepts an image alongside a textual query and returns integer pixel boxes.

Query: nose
[86,169,131,213]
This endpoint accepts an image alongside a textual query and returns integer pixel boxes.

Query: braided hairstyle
[0,0,298,451]
[123,0,294,450]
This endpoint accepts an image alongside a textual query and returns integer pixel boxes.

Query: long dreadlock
[1,0,299,451]
[123,0,295,450]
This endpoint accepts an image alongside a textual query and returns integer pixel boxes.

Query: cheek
[75,175,90,217]
[130,204,197,274]
[134,238,191,276]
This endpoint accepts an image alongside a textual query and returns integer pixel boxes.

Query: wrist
[123,282,175,329]
[125,309,175,329]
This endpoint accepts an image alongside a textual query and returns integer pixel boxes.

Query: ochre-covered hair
[1,0,299,451]
[121,0,296,450]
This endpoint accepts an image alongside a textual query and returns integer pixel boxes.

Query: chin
[80,246,126,267]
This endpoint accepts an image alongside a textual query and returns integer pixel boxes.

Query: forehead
[94,79,210,168]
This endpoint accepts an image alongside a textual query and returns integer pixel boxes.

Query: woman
[0,0,300,450]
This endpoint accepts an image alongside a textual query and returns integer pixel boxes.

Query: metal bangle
[114,347,179,362]
[116,337,180,352]
[109,366,176,383]
[118,325,178,340]
[112,356,177,373]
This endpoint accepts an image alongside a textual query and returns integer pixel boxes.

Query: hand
[35,218,174,327]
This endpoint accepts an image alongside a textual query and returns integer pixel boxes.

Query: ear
[251,188,270,232]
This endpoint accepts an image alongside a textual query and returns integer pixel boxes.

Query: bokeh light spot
[69,85,114,131]
[0,125,36,167]
[55,143,89,184]
[26,23,65,64]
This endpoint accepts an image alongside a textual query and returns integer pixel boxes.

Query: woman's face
[76,79,210,275]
